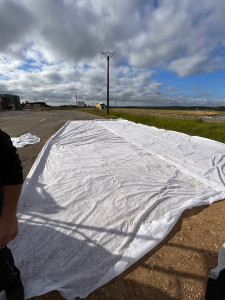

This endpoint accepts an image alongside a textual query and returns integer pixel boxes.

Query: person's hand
[0,215,18,249]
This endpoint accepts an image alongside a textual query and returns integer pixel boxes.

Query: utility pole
[75,92,77,106]
[101,50,115,115]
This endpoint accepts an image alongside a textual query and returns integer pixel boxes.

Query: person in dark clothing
[205,269,225,300]
[205,242,225,300]
[0,129,24,300]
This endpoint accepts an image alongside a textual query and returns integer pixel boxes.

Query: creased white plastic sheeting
[11,133,40,148]
[8,119,225,300]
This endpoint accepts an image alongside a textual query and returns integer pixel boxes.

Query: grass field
[111,107,221,116]
[79,107,225,144]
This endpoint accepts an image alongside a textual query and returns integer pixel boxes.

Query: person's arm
[0,129,23,249]
[0,184,22,248]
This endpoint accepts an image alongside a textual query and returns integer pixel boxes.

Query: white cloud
[168,55,208,77]
[168,55,225,77]
[0,0,225,106]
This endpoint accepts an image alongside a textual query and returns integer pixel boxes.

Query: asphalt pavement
[0,109,103,178]
[1,108,224,178]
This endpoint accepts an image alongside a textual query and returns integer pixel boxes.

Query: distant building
[24,101,47,108]
[0,94,21,110]
[77,101,86,108]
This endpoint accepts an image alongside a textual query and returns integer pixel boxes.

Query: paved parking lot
[0,109,102,178]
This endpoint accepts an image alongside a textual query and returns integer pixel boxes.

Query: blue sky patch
[0,73,10,81]
[17,62,41,72]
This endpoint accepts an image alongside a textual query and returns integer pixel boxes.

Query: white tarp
[11,133,40,148]
[3,119,225,300]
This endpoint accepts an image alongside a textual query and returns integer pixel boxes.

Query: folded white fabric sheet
[6,119,225,300]
[11,133,40,148]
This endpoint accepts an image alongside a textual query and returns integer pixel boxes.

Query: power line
[113,0,116,51]
[88,0,103,52]
[102,0,109,51]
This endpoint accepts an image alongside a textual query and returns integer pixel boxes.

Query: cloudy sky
[0,0,225,107]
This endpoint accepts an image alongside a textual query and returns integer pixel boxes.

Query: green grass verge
[80,108,225,144]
